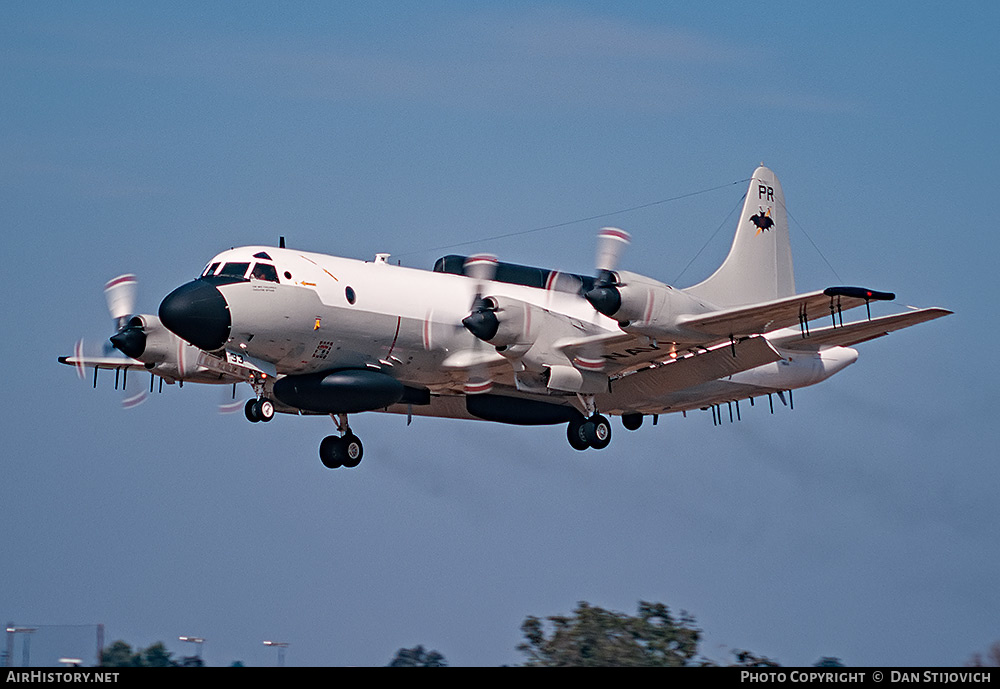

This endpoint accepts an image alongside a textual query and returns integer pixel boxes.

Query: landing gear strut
[319,414,364,469]
[567,414,612,451]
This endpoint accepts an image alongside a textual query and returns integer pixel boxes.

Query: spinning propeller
[68,274,148,408]
[105,274,147,359]
[104,274,138,329]
[584,227,631,318]
[461,254,500,342]
[72,273,205,408]
[459,254,499,394]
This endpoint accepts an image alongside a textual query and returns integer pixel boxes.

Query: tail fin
[685,165,795,307]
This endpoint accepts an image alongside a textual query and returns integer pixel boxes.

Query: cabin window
[251,262,280,283]
[218,262,250,280]
[345,286,356,304]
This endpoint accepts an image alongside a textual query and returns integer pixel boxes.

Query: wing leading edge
[675,286,895,341]
[768,307,952,350]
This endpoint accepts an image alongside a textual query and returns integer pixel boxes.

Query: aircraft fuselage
[158,245,856,420]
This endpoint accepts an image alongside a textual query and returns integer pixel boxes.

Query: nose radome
[159,279,231,351]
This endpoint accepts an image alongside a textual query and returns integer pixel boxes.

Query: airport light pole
[5,627,37,667]
[178,636,205,665]
[263,640,289,667]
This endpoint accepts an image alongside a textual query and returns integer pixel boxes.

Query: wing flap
[552,330,660,371]
[608,335,782,401]
[676,287,894,340]
[769,307,952,350]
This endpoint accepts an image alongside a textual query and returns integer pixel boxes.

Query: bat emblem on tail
[750,207,774,235]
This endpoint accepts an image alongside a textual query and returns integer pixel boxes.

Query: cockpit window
[253,251,273,260]
[202,262,220,277]
[218,262,251,280]
[251,262,279,283]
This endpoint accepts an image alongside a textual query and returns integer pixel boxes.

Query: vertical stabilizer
[685,166,795,307]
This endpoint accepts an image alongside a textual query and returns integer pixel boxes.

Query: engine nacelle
[590,271,674,324]
[464,295,541,347]
[587,271,715,342]
[272,369,405,414]
[109,314,187,364]
[141,315,187,363]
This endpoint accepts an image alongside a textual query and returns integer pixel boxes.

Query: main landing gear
[245,397,275,423]
[567,413,612,451]
[319,414,364,469]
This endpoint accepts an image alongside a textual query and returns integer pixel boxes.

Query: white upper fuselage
[199,245,856,416]
[207,246,616,384]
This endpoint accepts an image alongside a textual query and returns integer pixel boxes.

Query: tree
[813,657,846,667]
[141,642,175,667]
[967,641,1000,667]
[388,645,448,667]
[728,649,781,667]
[100,641,136,667]
[517,601,704,667]
[101,640,177,667]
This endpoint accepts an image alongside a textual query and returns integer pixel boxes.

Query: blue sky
[2,2,997,667]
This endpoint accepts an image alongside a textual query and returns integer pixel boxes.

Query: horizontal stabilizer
[676,287,895,341]
[769,307,952,350]
[609,336,782,400]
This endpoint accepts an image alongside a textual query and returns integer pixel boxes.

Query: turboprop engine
[102,274,202,380]
[110,314,185,363]
[585,270,680,325]
[461,295,540,348]
[581,228,719,342]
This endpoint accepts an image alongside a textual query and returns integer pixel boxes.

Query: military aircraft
[60,166,950,469]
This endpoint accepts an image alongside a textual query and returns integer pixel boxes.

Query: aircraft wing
[768,307,952,350]
[59,347,248,385]
[604,335,782,407]
[674,287,896,341]
[58,354,148,378]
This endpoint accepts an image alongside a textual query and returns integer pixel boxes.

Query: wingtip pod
[823,286,895,302]
[685,166,795,308]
